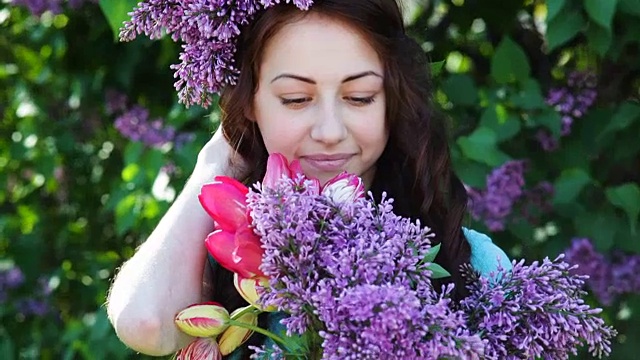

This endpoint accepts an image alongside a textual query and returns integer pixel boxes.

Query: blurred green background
[1,0,638,358]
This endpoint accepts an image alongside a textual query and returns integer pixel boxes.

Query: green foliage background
[1,0,638,358]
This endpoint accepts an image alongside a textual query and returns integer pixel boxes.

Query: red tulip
[262,153,292,189]
[199,176,249,232]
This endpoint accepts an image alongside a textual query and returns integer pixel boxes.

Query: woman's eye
[345,96,376,106]
[280,97,311,107]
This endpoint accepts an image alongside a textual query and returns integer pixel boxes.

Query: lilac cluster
[247,175,615,358]
[248,177,484,359]
[564,238,640,306]
[10,0,97,17]
[1,266,53,317]
[461,256,616,359]
[467,160,553,231]
[537,71,598,151]
[107,90,195,149]
[120,0,314,107]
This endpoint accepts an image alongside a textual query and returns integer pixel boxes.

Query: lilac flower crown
[120,0,315,108]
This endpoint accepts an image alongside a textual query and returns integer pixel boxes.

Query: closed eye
[345,96,376,106]
[280,97,311,109]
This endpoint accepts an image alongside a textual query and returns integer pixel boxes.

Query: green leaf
[546,0,567,22]
[491,37,531,84]
[124,141,144,165]
[99,0,140,41]
[511,78,546,110]
[574,210,618,251]
[546,0,568,22]
[430,60,446,77]
[553,168,591,205]
[452,157,490,188]
[479,104,521,141]
[585,23,613,56]
[115,194,139,236]
[422,243,442,263]
[600,101,640,138]
[456,127,511,167]
[532,108,562,137]
[584,0,618,32]
[442,74,478,106]
[427,263,451,279]
[546,11,586,51]
[618,0,640,17]
[606,183,640,234]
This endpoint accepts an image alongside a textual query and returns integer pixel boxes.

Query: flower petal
[218,306,258,356]
[263,153,292,188]
[205,230,240,273]
[175,303,230,337]
[233,274,275,312]
[322,172,365,204]
[232,227,265,278]
[176,337,222,360]
[199,177,249,232]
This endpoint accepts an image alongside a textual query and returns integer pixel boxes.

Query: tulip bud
[321,172,365,204]
[233,273,276,312]
[175,302,230,337]
[176,337,221,360]
[218,306,258,355]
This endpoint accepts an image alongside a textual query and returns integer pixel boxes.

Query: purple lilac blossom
[467,160,527,231]
[120,0,315,107]
[10,0,97,16]
[248,176,484,358]
[564,238,640,305]
[247,175,614,358]
[113,105,195,149]
[461,256,617,359]
[538,71,598,151]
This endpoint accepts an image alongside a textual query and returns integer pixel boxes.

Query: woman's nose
[310,101,348,145]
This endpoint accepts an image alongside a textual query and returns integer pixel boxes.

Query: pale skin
[106,13,388,355]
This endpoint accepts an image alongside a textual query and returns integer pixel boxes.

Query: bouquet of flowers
[172,154,616,360]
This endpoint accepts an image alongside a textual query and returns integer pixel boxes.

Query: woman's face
[251,13,389,187]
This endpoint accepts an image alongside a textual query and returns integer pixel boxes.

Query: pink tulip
[262,153,292,189]
[199,176,249,232]
[205,229,237,271]
[176,337,222,360]
[205,228,264,277]
[231,227,265,278]
[322,172,365,204]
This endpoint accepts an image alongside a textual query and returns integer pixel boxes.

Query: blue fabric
[227,228,511,359]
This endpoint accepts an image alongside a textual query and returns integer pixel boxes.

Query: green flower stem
[226,319,289,350]
[231,305,261,320]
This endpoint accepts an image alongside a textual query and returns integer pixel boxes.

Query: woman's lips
[301,154,354,172]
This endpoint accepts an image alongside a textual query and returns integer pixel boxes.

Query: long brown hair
[207,0,471,355]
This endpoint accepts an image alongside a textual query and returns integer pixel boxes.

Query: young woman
[106,0,511,358]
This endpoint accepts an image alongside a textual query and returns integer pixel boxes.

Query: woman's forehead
[258,13,383,83]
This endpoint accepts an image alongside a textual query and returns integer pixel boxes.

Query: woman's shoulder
[462,227,513,277]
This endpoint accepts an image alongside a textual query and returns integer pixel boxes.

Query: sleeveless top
[222,227,512,359]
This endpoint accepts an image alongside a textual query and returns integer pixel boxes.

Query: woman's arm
[106,128,242,355]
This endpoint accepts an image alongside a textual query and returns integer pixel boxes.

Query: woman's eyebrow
[270,71,383,84]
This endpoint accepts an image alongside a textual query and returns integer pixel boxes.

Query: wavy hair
[206,0,472,354]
